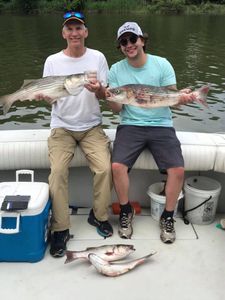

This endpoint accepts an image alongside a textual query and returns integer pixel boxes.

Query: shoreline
[0,3,225,16]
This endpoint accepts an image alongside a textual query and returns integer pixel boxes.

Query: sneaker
[160,217,176,244]
[118,206,135,239]
[50,229,70,258]
[88,209,113,238]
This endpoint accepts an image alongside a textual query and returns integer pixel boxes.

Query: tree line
[0,0,224,14]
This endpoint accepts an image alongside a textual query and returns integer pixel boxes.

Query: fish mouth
[129,245,136,251]
[106,90,113,99]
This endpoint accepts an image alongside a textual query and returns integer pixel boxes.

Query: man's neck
[128,52,147,68]
[63,46,86,58]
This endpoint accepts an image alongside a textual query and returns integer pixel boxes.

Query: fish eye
[114,89,120,95]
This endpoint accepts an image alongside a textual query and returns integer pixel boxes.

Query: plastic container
[0,170,51,262]
[184,176,221,225]
[147,182,183,221]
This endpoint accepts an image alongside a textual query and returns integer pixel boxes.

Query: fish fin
[196,85,210,107]
[88,253,110,266]
[65,85,84,96]
[85,246,101,251]
[21,79,36,88]
[64,250,78,264]
[0,95,12,115]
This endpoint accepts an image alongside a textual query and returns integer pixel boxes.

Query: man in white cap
[108,21,194,243]
[41,11,113,257]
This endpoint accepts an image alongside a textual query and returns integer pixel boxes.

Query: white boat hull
[0,129,225,212]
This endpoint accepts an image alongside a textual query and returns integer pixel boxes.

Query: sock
[161,209,174,220]
[120,202,132,214]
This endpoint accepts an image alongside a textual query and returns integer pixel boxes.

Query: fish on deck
[65,244,135,264]
[88,251,156,277]
[106,84,210,109]
[0,72,96,115]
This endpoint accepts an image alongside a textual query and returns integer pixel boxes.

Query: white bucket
[184,176,221,225]
[147,182,183,221]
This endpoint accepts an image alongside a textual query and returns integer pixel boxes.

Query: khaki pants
[48,126,112,231]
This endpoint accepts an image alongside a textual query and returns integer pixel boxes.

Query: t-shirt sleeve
[98,53,109,87]
[43,57,53,77]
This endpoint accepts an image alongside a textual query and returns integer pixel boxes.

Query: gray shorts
[112,125,184,173]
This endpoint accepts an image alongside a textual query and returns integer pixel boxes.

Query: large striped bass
[65,244,135,264]
[0,72,96,115]
[106,84,209,108]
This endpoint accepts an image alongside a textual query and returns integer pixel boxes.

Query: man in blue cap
[42,12,113,257]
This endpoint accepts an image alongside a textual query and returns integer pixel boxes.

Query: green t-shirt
[108,54,176,127]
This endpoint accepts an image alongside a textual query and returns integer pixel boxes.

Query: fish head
[64,74,85,95]
[106,87,133,104]
[115,244,136,255]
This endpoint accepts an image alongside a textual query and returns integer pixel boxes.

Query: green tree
[64,0,86,11]
[16,0,39,14]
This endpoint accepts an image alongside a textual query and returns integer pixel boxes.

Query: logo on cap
[117,22,143,40]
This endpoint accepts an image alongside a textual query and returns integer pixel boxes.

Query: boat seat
[0,129,223,173]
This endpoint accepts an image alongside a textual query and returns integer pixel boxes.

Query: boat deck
[1,209,225,300]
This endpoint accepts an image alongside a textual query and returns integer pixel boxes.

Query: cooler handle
[16,169,34,182]
[0,212,20,234]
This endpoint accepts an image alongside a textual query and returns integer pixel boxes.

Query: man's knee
[95,161,111,176]
[112,162,127,175]
[168,167,184,181]
[49,165,69,184]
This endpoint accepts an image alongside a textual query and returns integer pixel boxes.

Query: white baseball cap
[117,22,143,40]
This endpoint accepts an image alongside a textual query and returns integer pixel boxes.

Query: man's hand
[179,88,196,105]
[85,80,107,100]
[84,70,100,93]
[84,81,102,93]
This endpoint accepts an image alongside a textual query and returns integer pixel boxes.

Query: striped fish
[0,73,92,115]
[88,251,156,277]
[106,84,209,108]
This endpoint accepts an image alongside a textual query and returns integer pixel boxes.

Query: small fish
[65,244,135,264]
[0,73,91,115]
[106,84,209,108]
[88,251,156,277]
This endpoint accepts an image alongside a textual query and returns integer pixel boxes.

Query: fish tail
[128,251,156,267]
[134,251,157,266]
[0,95,13,115]
[64,250,78,264]
[196,85,210,107]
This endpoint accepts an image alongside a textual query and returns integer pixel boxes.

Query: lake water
[0,13,225,133]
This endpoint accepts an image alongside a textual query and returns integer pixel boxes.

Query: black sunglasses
[119,34,139,47]
[63,11,85,21]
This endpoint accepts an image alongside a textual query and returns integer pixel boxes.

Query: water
[0,13,225,133]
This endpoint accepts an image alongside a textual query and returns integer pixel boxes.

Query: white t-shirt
[43,48,109,131]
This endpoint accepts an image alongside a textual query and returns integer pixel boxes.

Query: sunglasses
[119,34,139,47]
[63,11,85,21]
